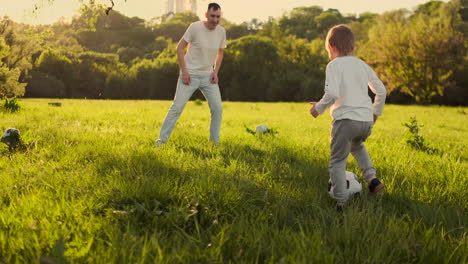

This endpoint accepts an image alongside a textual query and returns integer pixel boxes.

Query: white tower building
[166,0,175,14]
[165,0,198,16]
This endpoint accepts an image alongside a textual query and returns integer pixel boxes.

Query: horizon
[0,0,447,25]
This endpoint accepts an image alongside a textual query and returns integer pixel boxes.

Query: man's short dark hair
[208,3,221,11]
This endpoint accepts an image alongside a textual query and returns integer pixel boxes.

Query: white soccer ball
[1,128,21,147]
[255,125,268,133]
[328,171,363,199]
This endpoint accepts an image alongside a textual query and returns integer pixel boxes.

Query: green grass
[1,99,467,263]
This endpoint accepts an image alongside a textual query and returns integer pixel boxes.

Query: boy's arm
[312,64,339,116]
[314,93,338,114]
[366,66,386,117]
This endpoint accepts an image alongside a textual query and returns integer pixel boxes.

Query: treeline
[0,0,467,104]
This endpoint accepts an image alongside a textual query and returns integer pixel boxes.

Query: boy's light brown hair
[325,24,355,56]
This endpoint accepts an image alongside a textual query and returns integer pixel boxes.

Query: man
[156,3,226,146]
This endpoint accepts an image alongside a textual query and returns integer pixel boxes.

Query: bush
[403,117,438,154]
[2,96,21,112]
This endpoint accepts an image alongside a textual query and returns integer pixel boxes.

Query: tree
[34,49,74,96]
[363,4,464,104]
[129,46,179,99]
[0,17,43,81]
[224,22,252,40]
[348,12,378,54]
[25,70,66,98]
[221,35,280,101]
[73,8,154,52]
[151,12,199,41]
[274,35,327,101]
[278,6,324,40]
[314,11,343,34]
[0,37,26,97]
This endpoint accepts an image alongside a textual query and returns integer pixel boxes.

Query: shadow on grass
[84,139,467,262]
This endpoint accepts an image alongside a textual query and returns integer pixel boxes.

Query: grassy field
[0,99,467,263]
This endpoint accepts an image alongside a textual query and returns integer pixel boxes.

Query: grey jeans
[158,74,222,144]
[330,119,376,205]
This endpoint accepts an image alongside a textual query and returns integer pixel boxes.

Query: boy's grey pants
[330,119,376,205]
[159,73,222,144]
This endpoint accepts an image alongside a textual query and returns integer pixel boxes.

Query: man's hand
[211,72,219,84]
[309,102,319,118]
[373,114,378,124]
[182,70,191,85]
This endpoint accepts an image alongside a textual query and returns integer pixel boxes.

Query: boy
[310,24,387,209]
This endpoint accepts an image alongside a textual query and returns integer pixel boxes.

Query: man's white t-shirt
[315,56,386,122]
[182,21,227,75]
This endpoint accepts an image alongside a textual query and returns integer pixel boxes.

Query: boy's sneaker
[368,178,385,194]
[336,204,345,213]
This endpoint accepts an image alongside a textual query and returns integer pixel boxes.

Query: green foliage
[103,72,131,99]
[26,70,66,98]
[193,99,204,106]
[35,49,73,81]
[0,37,26,97]
[152,12,199,41]
[0,67,26,97]
[73,8,154,52]
[0,18,39,71]
[403,116,438,154]
[129,47,179,99]
[2,96,21,112]
[274,35,327,101]
[225,22,251,39]
[222,35,280,101]
[116,47,143,64]
[314,11,342,33]
[363,1,465,104]
[278,6,324,40]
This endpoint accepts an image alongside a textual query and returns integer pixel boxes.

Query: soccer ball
[255,125,268,133]
[328,171,363,199]
[1,128,21,148]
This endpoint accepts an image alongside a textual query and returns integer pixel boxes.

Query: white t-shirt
[315,56,386,122]
[182,21,227,75]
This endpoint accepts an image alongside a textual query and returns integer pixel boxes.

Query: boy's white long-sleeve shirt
[315,56,386,122]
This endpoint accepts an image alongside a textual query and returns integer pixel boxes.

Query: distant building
[166,0,197,16]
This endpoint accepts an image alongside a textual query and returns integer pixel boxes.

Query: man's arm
[211,48,224,84]
[177,38,190,85]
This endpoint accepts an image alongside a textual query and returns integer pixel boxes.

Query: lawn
[0,99,467,263]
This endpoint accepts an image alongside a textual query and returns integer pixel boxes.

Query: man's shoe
[155,139,166,147]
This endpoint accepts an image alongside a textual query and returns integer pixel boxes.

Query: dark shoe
[336,204,344,213]
[368,178,385,194]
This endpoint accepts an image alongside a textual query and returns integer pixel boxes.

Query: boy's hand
[373,114,378,124]
[309,102,319,118]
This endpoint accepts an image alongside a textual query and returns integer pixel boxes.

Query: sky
[0,0,445,25]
